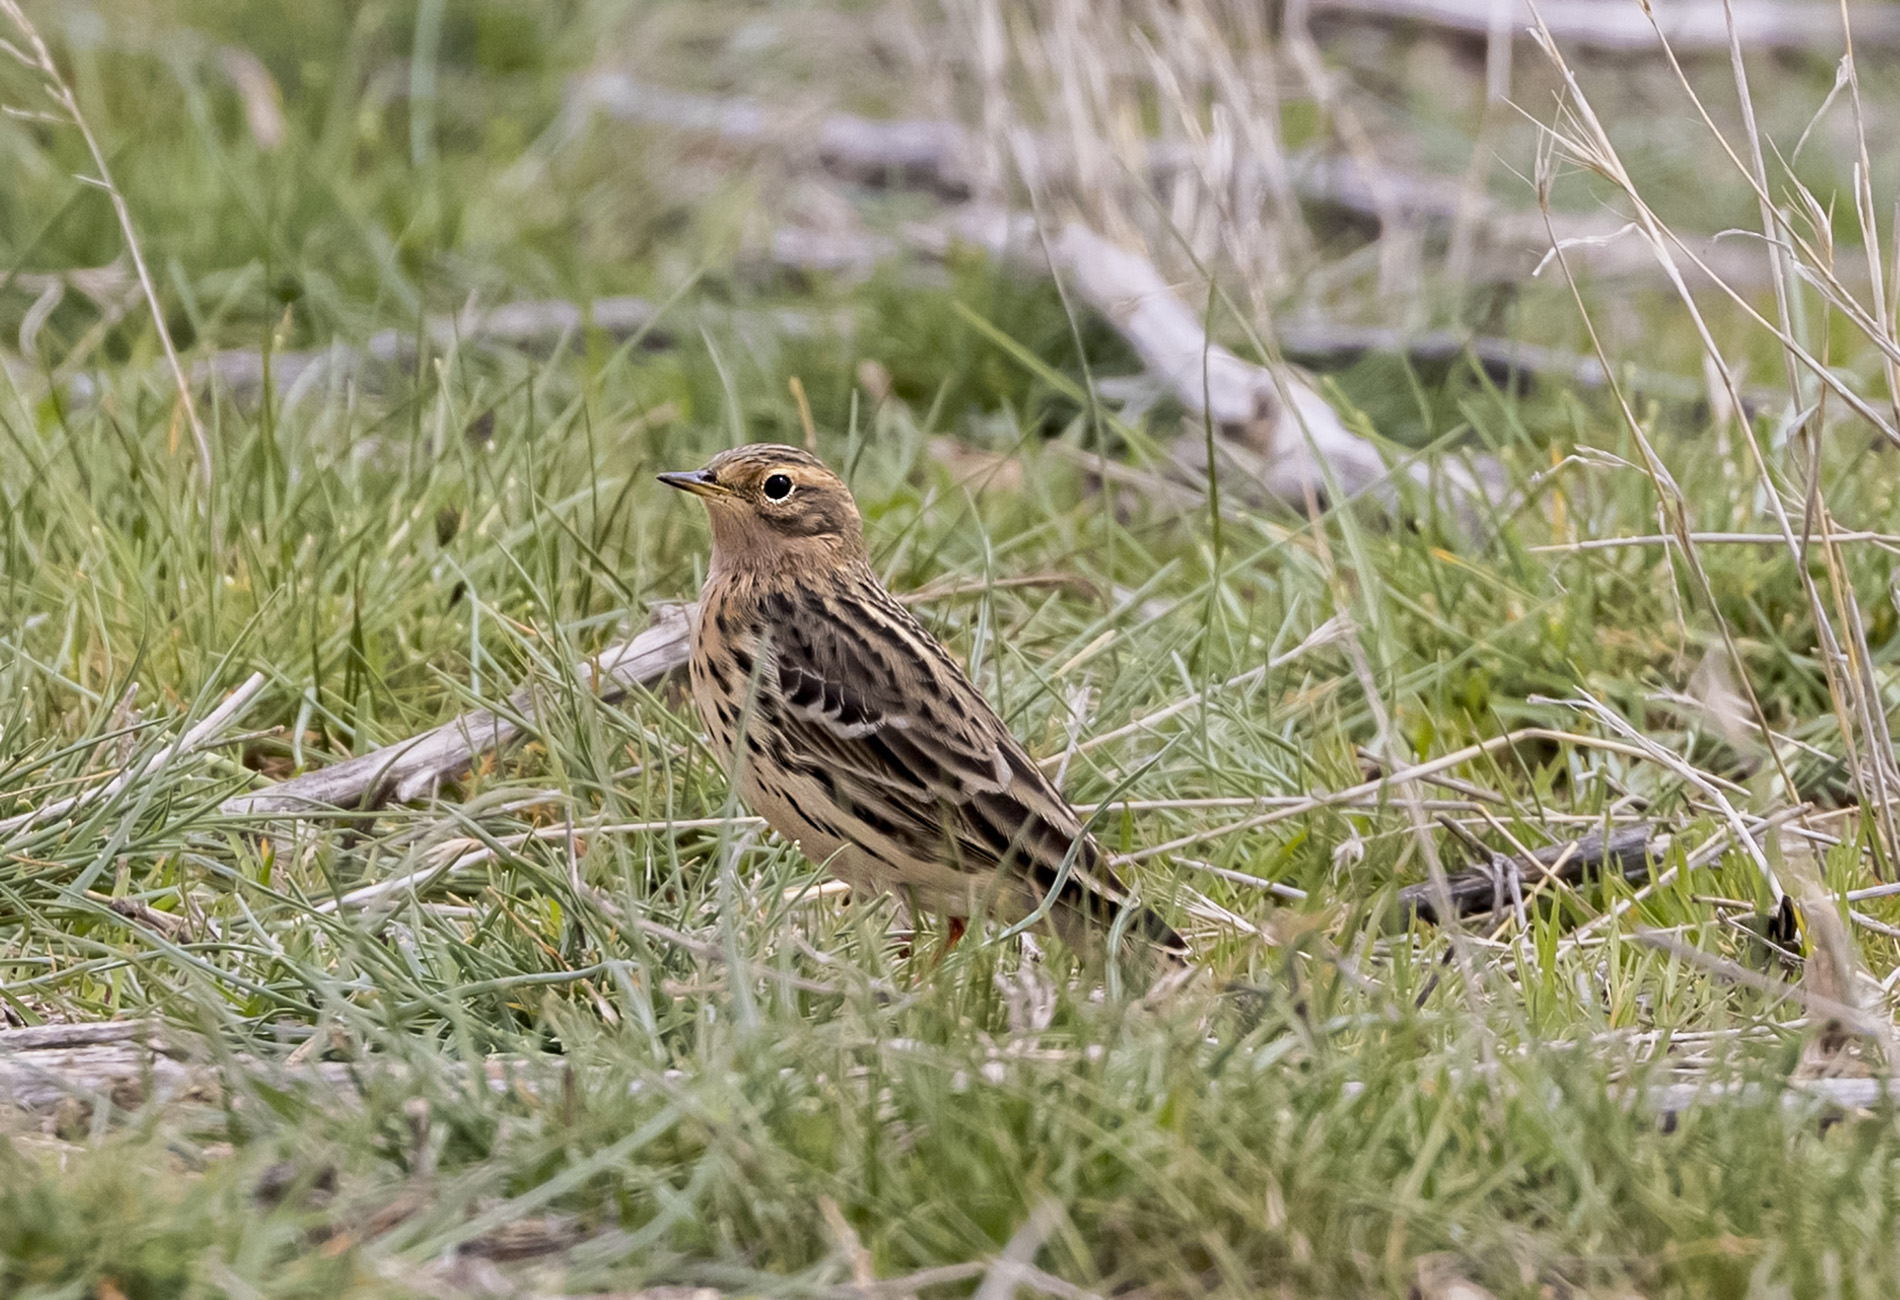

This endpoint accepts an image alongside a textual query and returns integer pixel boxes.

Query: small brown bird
[660,444,1181,955]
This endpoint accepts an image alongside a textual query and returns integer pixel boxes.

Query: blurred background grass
[6,1,1900,1297]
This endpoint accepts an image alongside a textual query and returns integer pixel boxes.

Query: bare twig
[1273,321,1781,411]
[222,606,692,815]
[187,295,665,398]
[566,72,1759,286]
[1645,1074,1894,1119]
[1399,824,1663,923]
[1116,727,1661,864]
[1633,928,1895,1043]
[563,75,972,194]
[921,208,1502,517]
[0,1021,363,1116]
[0,1029,200,1114]
[1307,0,1900,52]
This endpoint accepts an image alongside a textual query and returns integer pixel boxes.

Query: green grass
[7,2,1900,1297]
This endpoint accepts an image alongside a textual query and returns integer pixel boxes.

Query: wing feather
[757,585,1137,920]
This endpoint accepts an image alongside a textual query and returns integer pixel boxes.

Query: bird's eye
[763,473,794,501]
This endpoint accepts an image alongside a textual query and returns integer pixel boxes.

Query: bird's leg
[921,914,969,974]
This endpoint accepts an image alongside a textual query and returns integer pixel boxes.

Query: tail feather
[1128,903,1189,959]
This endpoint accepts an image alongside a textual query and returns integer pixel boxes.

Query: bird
[659,443,1182,957]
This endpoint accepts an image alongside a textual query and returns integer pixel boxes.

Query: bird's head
[659,444,866,574]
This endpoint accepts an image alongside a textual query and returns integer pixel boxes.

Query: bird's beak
[657,469,731,499]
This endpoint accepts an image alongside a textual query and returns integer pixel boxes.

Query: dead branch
[0,673,268,839]
[0,1021,347,1116]
[1277,323,1645,395]
[918,208,1503,517]
[1274,322,1786,413]
[563,71,1420,217]
[566,73,1765,286]
[187,296,664,398]
[0,1023,205,1115]
[222,605,692,816]
[1305,0,1900,53]
[1645,1074,1892,1120]
[141,287,1748,431]
[564,75,973,195]
[157,234,1509,522]
[1400,823,1663,923]
[169,297,853,404]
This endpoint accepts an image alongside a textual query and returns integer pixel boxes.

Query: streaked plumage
[659,444,1180,953]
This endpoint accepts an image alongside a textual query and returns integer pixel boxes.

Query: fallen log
[1400,823,1664,923]
[0,1021,355,1116]
[222,604,692,816]
[0,1022,221,1115]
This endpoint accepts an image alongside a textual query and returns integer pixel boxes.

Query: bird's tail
[1122,901,1190,961]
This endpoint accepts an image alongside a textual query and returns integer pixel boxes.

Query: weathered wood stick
[1271,322,1781,413]
[563,70,1505,228]
[1,672,268,838]
[159,291,1738,428]
[221,604,692,816]
[189,296,663,397]
[176,297,856,401]
[562,75,977,198]
[0,1021,366,1115]
[5,1021,1889,1126]
[0,1022,219,1114]
[565,73,1767,287]
[920,208,1502,515]
[179,224,1505,523]
[1400,823,1663,923]
[1306,0,1900,53]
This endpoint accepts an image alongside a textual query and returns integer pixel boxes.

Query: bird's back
[689,559,1178,950]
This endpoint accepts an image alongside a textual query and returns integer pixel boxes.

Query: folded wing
[758,584,1137,922]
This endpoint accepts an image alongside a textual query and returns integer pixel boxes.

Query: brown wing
[752,577,1176,944]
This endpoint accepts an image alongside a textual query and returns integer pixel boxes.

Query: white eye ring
[763,473,795,500]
